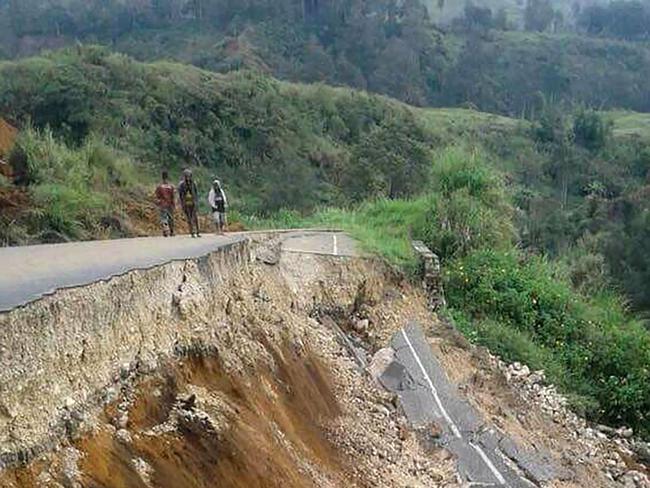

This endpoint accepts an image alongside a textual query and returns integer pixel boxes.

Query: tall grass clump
[11,128,141,240]
[415,146,516,259]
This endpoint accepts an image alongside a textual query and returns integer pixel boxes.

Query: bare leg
[193,208,201,237]
[184,208,195,236]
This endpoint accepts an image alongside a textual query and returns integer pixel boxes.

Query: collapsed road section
[0,232,459,487]
[0,231,636,487]
[379,322,570,487]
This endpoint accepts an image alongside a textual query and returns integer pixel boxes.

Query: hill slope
[3,1,650,115]
[0,47,649,441]
[1,48,648,314]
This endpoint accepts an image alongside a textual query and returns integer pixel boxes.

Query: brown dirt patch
[0,119,17,159]
[0,187,30,214]
[73,345,351,488]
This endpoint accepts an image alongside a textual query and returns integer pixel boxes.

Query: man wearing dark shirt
[178,168,201,237]
[155,170,175,237]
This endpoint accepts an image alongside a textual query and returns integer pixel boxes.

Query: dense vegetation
[0,47,434,241]
[4,0,650,115]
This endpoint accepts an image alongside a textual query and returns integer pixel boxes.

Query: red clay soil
[0,118,18,180]
[0,345,351,488]
[0,187,30,218]
[0,118,17,159]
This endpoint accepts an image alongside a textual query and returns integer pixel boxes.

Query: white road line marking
[400,328,509,486]
[333,234,338,256]
[400,329,462,439]
[470,442,507,485]
[282,248,353,258]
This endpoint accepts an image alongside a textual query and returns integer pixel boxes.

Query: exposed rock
[60,447,83,488]
[115,428,132,444]
[132,457,154,487]
[617,427,634,439]
[485,350,650,487]
[367,348,395,386]
[411,241,446,312]
[596,424,618,437]
[256,242,281,265]
[632,442,650,463]
[353,318,370,333]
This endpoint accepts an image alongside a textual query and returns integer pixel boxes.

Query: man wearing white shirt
[208,179,228,234]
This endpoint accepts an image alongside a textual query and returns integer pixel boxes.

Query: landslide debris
[1,242,647,487]
[0,248,459,487]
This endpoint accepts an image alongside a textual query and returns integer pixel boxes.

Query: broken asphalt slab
[380,321,571,487]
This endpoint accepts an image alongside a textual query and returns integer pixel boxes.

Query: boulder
[367,348,395,385]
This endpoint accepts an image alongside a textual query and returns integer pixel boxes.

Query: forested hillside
[3,0,650,114]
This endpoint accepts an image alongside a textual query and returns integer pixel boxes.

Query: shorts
[213,211,227,226]
[159,208,173,225]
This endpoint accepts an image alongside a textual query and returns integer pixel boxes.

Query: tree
[573,109,611,151]
[578,1,650,40]
[459,2,494,31]
[524,0,555,32]
[532,102,578,209]
[371,38,426,105]
[494,8,509,30]
[299,38,336,83]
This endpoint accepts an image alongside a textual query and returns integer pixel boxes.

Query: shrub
[446,248,650,432]
[415,146,515,259]
[10,128,141,241]
[573,108,612,151]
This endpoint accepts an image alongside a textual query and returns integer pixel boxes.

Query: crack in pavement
[381,322,568,487]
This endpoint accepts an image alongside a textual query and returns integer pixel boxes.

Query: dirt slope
[0,241,647,487]
[0,118,16,159]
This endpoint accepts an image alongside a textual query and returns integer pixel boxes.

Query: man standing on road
[178,168,201,237]
[155,170,175,237]
[208,179,228,234]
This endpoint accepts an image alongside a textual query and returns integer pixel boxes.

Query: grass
[308,201,426,269]
[416,107,523,143]
[608,110,650,141]
[242,198,427,270]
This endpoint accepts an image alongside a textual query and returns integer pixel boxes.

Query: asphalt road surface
[0,230,352,312]
[381,322,570,487]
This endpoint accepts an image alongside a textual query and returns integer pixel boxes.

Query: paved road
[0,230,353,312]
[381,323,570,487]
[281,231,357,257]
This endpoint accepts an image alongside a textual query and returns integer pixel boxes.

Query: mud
[59,346,345,488]
[0,118,16,159]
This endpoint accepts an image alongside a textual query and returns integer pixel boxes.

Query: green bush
[7,128,141,242]
[573,108,612,151]
[414,146,515,259]
[0,50,434,215]
[446,248,650,432]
